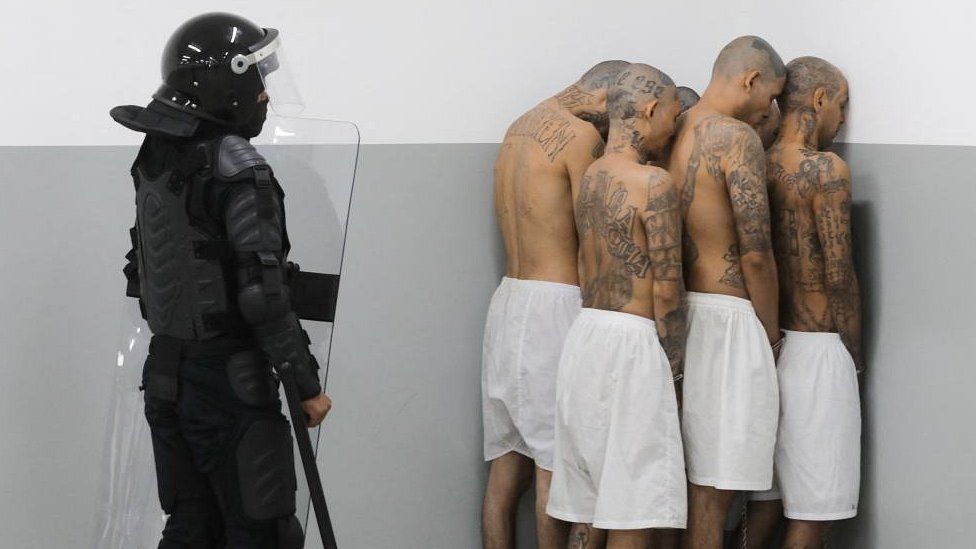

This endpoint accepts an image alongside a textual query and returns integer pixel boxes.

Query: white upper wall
[4,0,974,146]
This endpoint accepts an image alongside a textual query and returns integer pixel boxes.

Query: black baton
[276,361,338,549]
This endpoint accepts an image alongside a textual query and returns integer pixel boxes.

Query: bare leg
[482,452,534,549]
[606,529,651,549]
[683,484,737,549]
[782,520,830,549]
[651,528,682,549]
[569,524,607,549]
[534,466,570,549]
[740,500,783,549]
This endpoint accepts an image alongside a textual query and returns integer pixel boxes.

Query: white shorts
[547,308,686,530]
[682,292,779,491]
[482,277,581,470]
[750,330,861,520]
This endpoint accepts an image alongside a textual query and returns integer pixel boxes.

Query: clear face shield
[92,111,360,547]
[231,28,305,117]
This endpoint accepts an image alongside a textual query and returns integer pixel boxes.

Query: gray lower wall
[0,142,973,548]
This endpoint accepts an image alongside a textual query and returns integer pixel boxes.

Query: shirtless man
[664,36,786,549]
[746,56,862,549]
[545,62,686,549]
[482,60,629,549]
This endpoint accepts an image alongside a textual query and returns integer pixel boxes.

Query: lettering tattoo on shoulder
[508,107,577,163]
[556,84,597,110]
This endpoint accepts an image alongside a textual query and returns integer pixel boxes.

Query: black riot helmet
[153,12,303,130]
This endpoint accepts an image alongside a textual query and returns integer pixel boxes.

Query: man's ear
[642,99,659,120]
[743,70,761,92]
[813,87,828,113]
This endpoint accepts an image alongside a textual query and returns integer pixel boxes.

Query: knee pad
[237,418,297,521]
[227,350,278,407]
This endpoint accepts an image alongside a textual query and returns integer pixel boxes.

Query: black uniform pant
[142,337,303,549]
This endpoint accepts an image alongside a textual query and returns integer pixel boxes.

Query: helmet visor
[235,28,305,116]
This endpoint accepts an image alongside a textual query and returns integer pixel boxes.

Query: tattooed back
[575,157,679,319]
[766,144,849,332]
[667,110,768,298]
[494,100,604,284]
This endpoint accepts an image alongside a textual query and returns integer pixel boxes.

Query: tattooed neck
[605,121,645,162]
[697,87,744,120]
[780,107,820,150]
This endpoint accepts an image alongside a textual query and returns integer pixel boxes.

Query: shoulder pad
[109,101,201,138]
[216,135,268,179]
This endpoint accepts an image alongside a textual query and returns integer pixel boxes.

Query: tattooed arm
[643,170,687,379]
[813,155,863,371]
[725,123,780,344]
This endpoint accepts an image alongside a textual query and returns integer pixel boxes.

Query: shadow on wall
[829,142,877,548]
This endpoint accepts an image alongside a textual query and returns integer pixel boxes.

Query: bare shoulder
[694,114,763,159]
[503,102,590,164]
[700,114,756,139]
[502,102,546,138]
[562,112,605,160]
[804,150,851,193]
[638,165,677,209]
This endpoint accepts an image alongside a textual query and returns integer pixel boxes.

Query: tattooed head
[559,60,630,138]
[677,86,701,113]
[710,36,786,124]
[578,60,631,92]
[606,63,680,160]
[781,56,849,149]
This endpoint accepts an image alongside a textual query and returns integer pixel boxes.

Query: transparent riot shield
[92,115,359,549]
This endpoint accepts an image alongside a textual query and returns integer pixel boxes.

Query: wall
[3,0,975,146]
[1,1,975,548]
[830,143,976,548]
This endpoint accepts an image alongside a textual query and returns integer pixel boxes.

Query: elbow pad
[220,140,320,399]
[251,312,322,400]
[238,279,292,324]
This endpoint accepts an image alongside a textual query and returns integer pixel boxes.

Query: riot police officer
[111,12,331,548]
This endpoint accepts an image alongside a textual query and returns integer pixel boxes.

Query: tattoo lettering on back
[508,107,577,162]
[576,170,651,310]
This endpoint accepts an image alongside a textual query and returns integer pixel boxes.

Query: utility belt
[142,334,253,402]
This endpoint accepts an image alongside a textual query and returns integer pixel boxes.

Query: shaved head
[607,63,676,120]
[781,56,846,112]
[712,35,785,82]
[677,86,700,112]
[577,60,631,92]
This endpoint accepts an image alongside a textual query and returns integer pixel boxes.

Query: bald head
[577,60,630,92]
[607,63,676,120]
[677,86,700,113]
[712,35,785,83]
[781,56,846,112]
